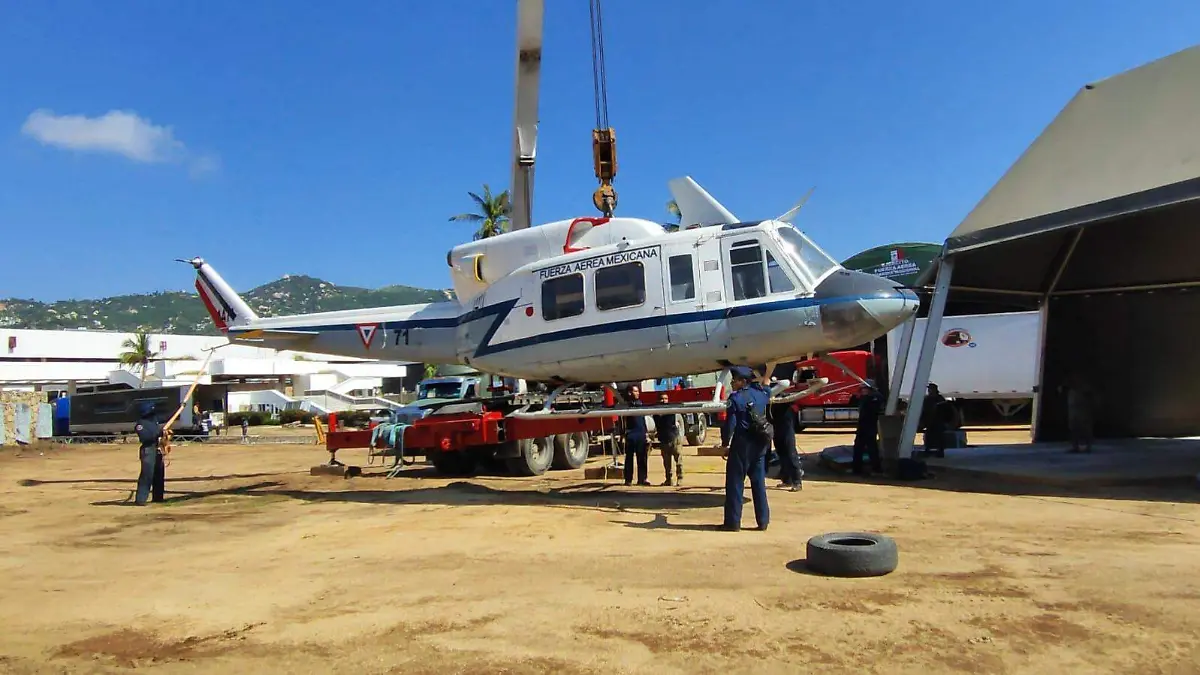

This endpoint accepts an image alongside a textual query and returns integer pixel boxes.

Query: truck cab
[391,375,483,425]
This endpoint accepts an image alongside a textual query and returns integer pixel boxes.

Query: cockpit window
[766,251,794,293]
[776,225,839,283]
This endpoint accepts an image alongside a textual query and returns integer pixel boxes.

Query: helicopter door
[663,239,709,345]
[585,247,669,356]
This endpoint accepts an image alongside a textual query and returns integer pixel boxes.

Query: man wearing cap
[133,402,166,505]
[852,380,884,476]
[719,367,771,531]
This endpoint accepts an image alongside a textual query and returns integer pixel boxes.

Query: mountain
[0,274,454,335]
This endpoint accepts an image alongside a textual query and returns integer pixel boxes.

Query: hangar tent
[894,44,1200,457]
[842,243,940,288]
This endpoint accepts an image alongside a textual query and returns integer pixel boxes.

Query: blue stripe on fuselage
[234,293,893,358]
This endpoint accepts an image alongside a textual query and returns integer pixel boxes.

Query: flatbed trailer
[324,385,725,477]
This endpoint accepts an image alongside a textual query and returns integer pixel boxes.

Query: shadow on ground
[246,479,726,513]
[797,449,1200,506]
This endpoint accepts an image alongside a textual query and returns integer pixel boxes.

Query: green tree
[424,363,438,379]
[449,184,511,240]
[119,330,159,388]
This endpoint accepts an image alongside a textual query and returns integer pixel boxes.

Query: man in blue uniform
[851,380,884,476]
[719,367,771,531]
[769,398,802,491]
[621,384,650,486]
[133,402,166,505]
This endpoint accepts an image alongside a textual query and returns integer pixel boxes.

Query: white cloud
[22,109,186,163]
[21,108,218,177]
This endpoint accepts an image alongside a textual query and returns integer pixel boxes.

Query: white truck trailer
[885,310,1042,418]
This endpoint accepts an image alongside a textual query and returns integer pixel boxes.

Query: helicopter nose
[814,269,920,347]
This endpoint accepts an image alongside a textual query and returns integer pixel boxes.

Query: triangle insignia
[356,323,380,349]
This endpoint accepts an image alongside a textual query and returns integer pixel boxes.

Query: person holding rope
[134,402,166,505]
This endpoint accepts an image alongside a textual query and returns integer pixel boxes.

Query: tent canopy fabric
[841,242,941,288]
[898,43,1200,443]
[930,44,1200,295]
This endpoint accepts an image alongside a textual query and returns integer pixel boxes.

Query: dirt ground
[2,427,1200,675]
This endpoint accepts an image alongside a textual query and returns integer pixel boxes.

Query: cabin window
[668,254,696,302]
[766,251,795,293]
[729,241,767,301]
[542,273,585,320]
[595,262,646,311]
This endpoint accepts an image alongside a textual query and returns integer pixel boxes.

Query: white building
[0,328,412,414]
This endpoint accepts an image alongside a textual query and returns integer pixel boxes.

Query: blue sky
[2,1,1198,301]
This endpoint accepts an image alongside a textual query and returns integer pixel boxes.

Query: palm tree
[119,330,159,388]
[449,184,512,240]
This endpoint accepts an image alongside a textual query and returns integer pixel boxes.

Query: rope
[370,422,415,476]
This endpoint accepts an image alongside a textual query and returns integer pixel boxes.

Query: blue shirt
[622,402,648,443]
[135,417,162,449]
[722,382,770,446]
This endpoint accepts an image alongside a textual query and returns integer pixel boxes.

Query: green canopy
[841,242,940,287]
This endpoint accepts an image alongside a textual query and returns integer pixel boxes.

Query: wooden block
[583,464,624,480]
[310,464,362,478]
[697,446,726,457]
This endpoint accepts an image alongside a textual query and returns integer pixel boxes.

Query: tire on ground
[551,432,589,470]
[685,414,707,446]
[805,532,898,577]
[506,436,555,476]
[429,450,477,476]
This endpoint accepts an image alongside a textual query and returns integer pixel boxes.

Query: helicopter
[183,0,919,416]
[186,176,917,404]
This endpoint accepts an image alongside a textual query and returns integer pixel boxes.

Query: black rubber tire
[685,414,707,446]
[430,451,477,476]
[805,532,898,578]
[551,432,589,470]
[506,436,554,476]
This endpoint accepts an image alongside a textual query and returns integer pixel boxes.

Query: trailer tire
[430,451,477,477]
[506,436,554,476]
[551,432,589,470]
[685,414,708,447]
[805,532,898,578]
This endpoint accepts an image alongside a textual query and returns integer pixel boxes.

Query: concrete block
[583,464,624,480]
[697,446,726,457]
[310,464,362,478]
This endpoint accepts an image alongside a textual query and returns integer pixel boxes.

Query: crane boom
[509,0,544,232]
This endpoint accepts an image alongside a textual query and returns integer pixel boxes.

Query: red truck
[323,383,726,477]
[790,350,881,431]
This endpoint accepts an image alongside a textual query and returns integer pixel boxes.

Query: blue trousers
[723,441,770,529]
[135,445,165,505]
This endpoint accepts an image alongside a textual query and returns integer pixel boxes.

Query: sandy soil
[2,428,1199,675]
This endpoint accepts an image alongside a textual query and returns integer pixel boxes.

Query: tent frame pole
[1030,227,1084,441]
[885,314,917,416]
[898,255,955,459]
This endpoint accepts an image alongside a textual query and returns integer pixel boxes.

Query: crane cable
[589,0,618,216]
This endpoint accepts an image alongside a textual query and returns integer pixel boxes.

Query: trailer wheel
[430,451,476,476]
[551,432,589,470]
[506,436,554,476]
[685,414,708,447]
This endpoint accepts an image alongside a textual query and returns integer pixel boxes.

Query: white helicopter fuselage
[190,212,919,384]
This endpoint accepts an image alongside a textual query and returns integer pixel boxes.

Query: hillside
[0,274,454,335]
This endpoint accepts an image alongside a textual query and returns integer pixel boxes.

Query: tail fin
[667,176,739,228]
[182,257,258,333]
